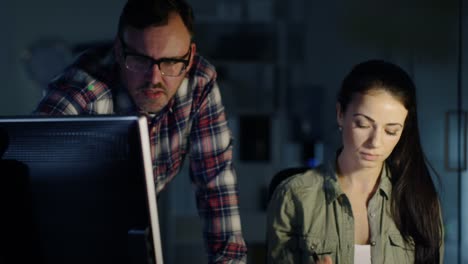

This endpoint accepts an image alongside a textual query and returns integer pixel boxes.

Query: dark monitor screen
[0,115,163,264]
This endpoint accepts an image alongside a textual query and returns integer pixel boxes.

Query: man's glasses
[119,35,191,77]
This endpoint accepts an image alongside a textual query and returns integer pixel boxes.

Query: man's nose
[145,63,163,83]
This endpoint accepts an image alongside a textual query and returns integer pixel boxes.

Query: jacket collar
[321,156,392,205]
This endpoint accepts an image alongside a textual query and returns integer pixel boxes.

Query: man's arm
[189,81,247,263]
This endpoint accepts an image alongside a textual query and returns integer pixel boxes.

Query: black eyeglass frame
[119,35,192,77]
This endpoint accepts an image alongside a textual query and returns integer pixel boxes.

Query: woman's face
[337,89,408,169]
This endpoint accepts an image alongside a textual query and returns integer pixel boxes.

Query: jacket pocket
[300,236,337,262]
[387,233,415,262]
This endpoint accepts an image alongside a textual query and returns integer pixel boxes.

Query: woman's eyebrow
[353,113,375,122]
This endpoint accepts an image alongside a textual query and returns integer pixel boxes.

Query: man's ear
[113,36,123,64]
[336,103,343,127]
[187,43,196,70]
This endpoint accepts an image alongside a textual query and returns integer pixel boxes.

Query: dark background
[0,0,466,263]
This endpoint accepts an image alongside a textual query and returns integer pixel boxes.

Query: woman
[267,60,444,264]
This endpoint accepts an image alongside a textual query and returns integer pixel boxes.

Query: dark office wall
[0,1,17,115]
[0,0,125,115]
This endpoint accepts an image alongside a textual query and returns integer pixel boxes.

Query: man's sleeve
[189,81,247,263]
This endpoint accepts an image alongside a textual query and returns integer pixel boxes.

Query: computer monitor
[0,115,163,264]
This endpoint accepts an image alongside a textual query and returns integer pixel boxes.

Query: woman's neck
[336,152,383,196]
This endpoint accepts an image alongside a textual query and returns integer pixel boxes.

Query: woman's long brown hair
[338,60,443,263]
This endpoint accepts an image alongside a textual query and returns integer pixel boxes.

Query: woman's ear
[336,103,344,128]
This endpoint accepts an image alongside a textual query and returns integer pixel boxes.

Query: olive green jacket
[266,162,444,263]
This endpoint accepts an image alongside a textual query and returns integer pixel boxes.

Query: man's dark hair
[118,0,195,37]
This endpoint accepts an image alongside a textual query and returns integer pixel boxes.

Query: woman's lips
[361,152,379,161]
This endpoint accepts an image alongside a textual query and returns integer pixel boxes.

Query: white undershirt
[354,244,371,264]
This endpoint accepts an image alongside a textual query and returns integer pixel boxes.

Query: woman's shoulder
[274,165,329,198]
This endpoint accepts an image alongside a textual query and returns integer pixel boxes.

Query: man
[34,0,247,262]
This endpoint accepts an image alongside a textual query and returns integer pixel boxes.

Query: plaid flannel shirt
[34,47,247,263]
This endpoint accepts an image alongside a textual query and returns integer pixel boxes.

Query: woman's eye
[356,122,370,128]
[386,130,398,136]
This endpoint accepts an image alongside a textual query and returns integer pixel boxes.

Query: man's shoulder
[181,54,220,107]
[189,54,217,82]
[50,67,112,100]
[49,47,115,99]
